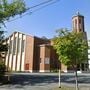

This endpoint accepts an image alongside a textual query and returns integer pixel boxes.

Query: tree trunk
[59,69,61,88]
[8,74,10,81]
[75,69,79,90]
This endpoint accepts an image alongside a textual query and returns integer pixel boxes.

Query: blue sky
[5,0,90,39]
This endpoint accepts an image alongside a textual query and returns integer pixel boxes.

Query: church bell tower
[72,12,85,33]
[72,12,88,71]
[72,12,87,39]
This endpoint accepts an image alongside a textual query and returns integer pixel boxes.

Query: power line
[5,0,60,23]
[26,0,59,10]
[30,0,60,14]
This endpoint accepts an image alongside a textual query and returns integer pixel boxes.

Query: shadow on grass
[0,73,90,87]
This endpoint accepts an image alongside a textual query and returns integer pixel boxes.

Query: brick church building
[4,12,88,72]
[5,32,60,72]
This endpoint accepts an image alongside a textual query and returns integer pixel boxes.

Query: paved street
[0,73,90,90]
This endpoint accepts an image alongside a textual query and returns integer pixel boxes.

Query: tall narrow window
[75,19,77,24]
[22,40,25,52]
[9,40,13,54]
[75,19,77,31]
[79,19,81,24]
[13,37,17,54]
[18,38,20,53]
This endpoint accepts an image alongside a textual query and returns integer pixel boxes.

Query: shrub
[0,60,6,76]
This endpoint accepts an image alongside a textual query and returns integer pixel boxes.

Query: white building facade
[5,32,26,71]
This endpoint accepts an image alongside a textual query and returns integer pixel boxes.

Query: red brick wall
[33,37,50,72]
[24,35,34,71]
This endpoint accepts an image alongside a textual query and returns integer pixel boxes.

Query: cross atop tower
[76,11,80,15]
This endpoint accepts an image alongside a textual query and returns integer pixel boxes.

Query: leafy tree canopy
[0,0,27,75]
[53,29,88,68]
[0,0,27,26]
[0,0,27,51]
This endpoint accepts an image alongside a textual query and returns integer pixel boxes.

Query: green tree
[0,0,27,81]
[53,29,88,90]
[0,0,27,26]
[0,60,6,76]
[0,30,7,77]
